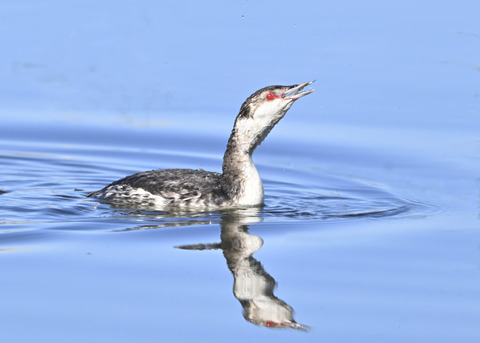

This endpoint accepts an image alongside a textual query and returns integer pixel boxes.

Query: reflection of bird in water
[88,82,314,210]
[177,211,308,330]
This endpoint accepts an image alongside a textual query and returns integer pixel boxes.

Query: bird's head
[233,81,315,153]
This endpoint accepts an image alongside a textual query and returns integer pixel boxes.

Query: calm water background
[1,1,479,342]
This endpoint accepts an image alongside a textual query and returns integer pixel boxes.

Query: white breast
[235,157,264,206]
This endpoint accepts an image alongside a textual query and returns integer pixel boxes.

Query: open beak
[282,81,315,100]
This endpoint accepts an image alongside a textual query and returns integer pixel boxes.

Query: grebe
[88,81,314,209]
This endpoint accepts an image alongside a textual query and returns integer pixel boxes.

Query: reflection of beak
[283,81,315,100]
[265,320,310,331]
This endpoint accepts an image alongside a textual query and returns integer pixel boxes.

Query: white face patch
[233,95,293,151]
[253,91,294,118]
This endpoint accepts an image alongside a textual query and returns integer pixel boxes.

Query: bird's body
[88,81,314,209]
[91,169,226,209]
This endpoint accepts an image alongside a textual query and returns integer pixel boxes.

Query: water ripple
[0,138,437,235]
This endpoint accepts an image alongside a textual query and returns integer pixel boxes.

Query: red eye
[266,93,275,101]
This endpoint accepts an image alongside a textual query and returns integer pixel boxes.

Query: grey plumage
[88,169,228,208]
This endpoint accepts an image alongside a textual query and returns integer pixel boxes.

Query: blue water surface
[1,1,479,342]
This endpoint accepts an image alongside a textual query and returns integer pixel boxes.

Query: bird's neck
[221,129,264,206]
